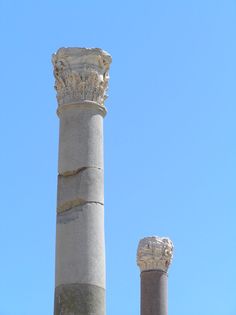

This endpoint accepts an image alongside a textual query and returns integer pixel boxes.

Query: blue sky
[0,1,236,314]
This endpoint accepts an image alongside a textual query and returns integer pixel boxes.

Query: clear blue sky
[0,1,236,314]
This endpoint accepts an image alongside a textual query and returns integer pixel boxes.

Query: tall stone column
[137,236,174,315]
[52,47,112,315]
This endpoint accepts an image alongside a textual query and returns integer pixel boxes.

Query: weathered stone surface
[58,108,104,174]
[52,47,111,315]
[141,270,168,315]
[54,283,105,315]
[57,167,104,212]
[137,236,173,272]
[55,203,105,289]
[52,47,112,108]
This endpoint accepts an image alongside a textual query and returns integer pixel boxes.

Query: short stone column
[52,47,112,315]
[137,236,174,315]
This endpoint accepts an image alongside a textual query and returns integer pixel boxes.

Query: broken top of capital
[52,47,112,108]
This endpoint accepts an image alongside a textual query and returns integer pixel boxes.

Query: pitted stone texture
[57,167,104,212]
[58,108,103,174]
[54,283,105,315]
[55,203,105,289]
[137,236,173,272]
[52,47,112,107]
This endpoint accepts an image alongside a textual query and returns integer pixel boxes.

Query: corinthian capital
[52,47,112,108]
[137,236,174,272]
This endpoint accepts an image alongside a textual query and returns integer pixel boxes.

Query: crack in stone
[59,166,102,177]
[57,200,104,214]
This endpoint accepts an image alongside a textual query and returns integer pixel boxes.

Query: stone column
[137,236,174,315]
[52,47,112,315]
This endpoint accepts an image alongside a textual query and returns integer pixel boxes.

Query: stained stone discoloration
[54,283,105,315]
[57,203,104,224]
[57,205,83,224]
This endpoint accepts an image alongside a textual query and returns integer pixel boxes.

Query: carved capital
[52,47,112,110]
[137,236,173,272]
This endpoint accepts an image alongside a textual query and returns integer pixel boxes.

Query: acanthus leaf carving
[137,236,174,272]
[52,48,112,108]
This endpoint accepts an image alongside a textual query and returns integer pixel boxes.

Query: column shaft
[52,47,112,315]
[54,107,105,315]
[141,271,168,315]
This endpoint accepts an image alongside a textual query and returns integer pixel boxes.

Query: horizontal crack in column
[57,200,104,214]
[59,166,103,177]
